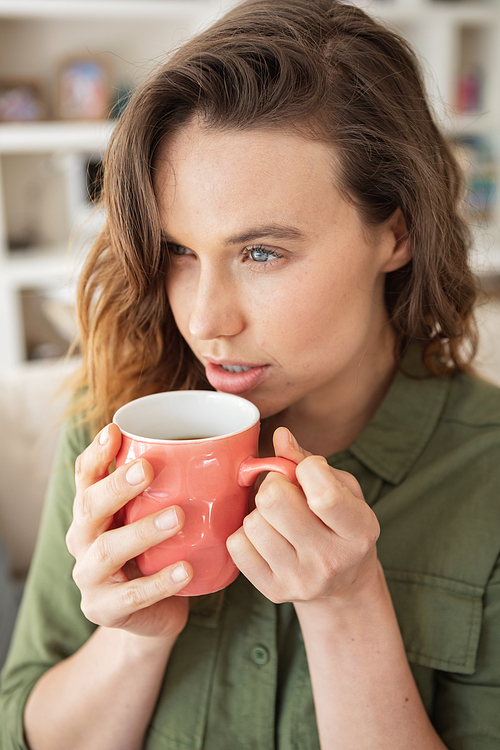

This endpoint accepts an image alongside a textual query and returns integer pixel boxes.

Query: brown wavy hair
[71,0,478,433]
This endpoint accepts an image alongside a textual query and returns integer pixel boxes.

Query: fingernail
[171,564,189,583]
[288,430,300,451]
[156,508,178,530]
[125,461,145,485]
[98,426,109,445]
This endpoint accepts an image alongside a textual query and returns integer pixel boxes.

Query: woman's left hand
[226,426,380,604]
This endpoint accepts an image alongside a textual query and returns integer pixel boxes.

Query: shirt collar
[344,344,451,485]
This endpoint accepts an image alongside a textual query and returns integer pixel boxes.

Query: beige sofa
[0,358,77,580]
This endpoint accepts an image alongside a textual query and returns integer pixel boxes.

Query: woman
[1,1,500,748]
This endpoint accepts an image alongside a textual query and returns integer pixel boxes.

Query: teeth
[220,365,253,373]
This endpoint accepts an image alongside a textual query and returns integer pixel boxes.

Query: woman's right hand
[66,422,193,641]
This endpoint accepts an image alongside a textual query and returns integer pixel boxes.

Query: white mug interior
[113,390,260,442]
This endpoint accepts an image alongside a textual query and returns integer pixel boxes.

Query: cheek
[267,268,379,357]
[166,276,191,332]
[251,282,337,358]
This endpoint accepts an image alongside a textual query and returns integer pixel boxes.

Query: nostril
[189,300,245,340]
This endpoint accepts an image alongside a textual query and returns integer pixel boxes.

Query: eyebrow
[161,224,305,247]
[224,224,305,245]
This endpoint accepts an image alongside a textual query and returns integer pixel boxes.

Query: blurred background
[0,0,500,664]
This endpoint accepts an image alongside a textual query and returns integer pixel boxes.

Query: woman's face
[155,122,408,421]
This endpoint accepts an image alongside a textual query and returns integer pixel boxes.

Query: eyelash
[242,245,283,268]
[165,242,284,269]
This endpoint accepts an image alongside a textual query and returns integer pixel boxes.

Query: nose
[188,266,245,341]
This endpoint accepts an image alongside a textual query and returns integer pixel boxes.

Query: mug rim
[112,390,261,443]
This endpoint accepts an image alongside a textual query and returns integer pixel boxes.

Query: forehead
[153,121,345,238]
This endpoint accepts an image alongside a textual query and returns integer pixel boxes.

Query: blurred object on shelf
[455,24,488,115]
[7,229,39,252]
[41,285,78,344]
[21,285,78,361]
[3,152,69,252]
[0,79,47,122]
[451,135,497,221]
[57,55,111,120]
[58,150,106,248]
[456,66,484,113]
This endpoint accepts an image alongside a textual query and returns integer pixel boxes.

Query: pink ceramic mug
[113,391,297,596]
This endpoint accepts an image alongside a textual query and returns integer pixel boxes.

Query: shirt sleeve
[0,418,96,750]
[432,553,500,750]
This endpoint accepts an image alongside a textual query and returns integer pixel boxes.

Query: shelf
[367,0,499,25]
[0,0,229,21]
[0,121,114,154]
[0,247,83,287]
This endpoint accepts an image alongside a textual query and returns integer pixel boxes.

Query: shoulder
[443,371,500,429]
[54,415,93,468]
[44,416,92,519]
[421,371,500,472]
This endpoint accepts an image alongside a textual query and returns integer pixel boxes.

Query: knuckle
[90,535,113,566]
[301,455,328,473]
[242,509,261,534]
[317,554,338,584]
[256,479,285,512]
[266,590,286,605]
[150,572,171,598]
[133,518,152,546]
[310,483,339,512]
[106,470,125,500]
[71,558,86,589]
[65,525,77,557]
[73,488,95,524]
[75,452,84,479]
[359,527,380,556]
[122,581,146,611]
[79,594,102,626]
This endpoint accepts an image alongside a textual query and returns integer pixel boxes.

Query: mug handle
[238,456,298,488]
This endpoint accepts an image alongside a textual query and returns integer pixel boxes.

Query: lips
[205,362,269,394]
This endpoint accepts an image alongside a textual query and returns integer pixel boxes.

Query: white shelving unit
[0,0,499,367]
[0,0,236,367]
[364,0,500,278]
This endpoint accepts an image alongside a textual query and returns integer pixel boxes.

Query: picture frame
[0,79,47,122]
[57,56,111,121]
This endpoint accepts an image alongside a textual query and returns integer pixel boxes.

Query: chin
[244,394,289,421]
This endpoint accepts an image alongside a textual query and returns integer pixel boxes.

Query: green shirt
[2,345,500,749]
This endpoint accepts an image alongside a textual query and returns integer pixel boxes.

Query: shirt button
[250,644,270,666]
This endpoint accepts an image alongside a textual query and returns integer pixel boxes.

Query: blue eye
[169,244,192,256]
[249,246,280,263]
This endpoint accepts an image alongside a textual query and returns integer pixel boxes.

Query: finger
[296,456,379,544]
[254,471,327,551]
[81,561,193,627]
[238,506,298,572]
[226,526,274,588]
[69,458,154,553]
[73,506,185,586]
[74,423,123,497]
[272,427,312,465]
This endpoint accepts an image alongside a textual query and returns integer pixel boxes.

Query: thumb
[273,427,312,464]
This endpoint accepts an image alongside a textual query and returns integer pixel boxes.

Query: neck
[265,331,398,458]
